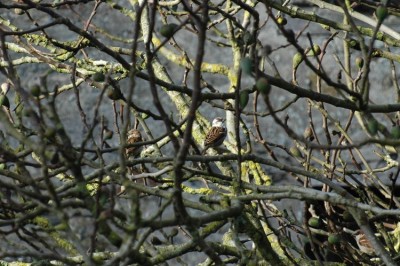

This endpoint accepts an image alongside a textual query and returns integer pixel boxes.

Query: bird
[353,230,374,255]
[125,129,143,158]
[202,117,226,154]
[119,128,151,193]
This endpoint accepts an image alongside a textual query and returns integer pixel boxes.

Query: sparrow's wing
[127,135,142,145]
[358,234,373,249]
[204,126,226,148]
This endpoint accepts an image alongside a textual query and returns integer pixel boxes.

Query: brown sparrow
[353,230,374,255]
[202,117,226,154]
[125,129,143,158]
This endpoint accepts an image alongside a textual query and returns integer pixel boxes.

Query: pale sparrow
[202,117,226,154]
[353,230,374,255]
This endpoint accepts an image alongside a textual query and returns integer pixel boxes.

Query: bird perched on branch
[120,128,154,191]
[353,230,374,255]
[125,129,143,158]
[202,117,226,154]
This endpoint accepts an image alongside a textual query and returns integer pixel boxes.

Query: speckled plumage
[202,117,226,154]
[126,129,143,157]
